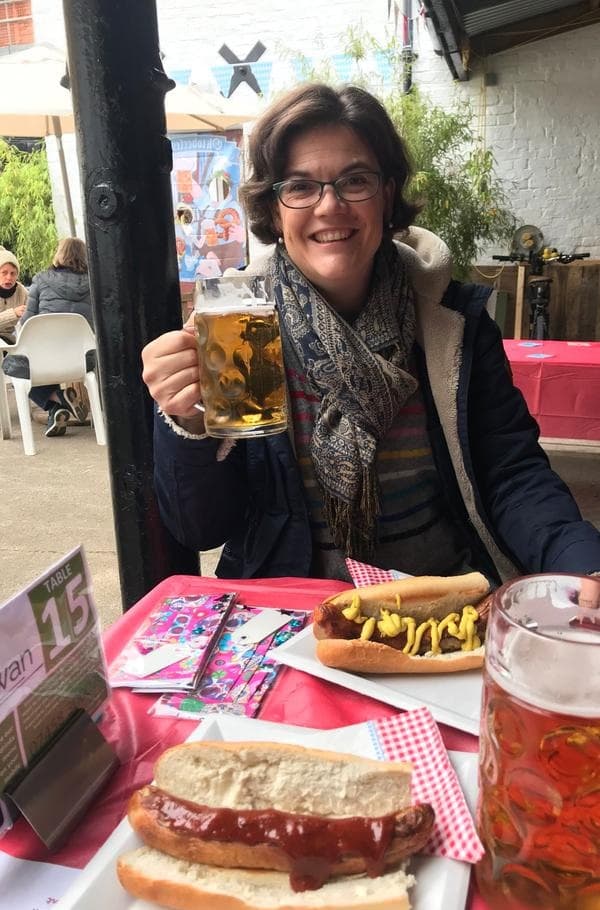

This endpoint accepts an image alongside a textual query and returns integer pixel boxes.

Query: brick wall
[0,1,34,47]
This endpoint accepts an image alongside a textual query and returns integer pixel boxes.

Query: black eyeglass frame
[272,171,383,209]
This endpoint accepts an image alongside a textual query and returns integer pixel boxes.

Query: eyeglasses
[272,171,382,209]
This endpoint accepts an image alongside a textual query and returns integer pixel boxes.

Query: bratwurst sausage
[313,572,491,674]
[129,786,435,888]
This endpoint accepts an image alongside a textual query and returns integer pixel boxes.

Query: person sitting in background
[3,237,93,438]
[141,83,600,584]
[0,247,28,344]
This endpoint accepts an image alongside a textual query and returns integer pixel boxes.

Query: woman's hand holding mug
[141,322,206,434]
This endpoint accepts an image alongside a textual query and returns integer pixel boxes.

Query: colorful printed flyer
[109,592,237,691]
[150,604,308,719]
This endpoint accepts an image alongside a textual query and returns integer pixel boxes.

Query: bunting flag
[374,51,393,85]
[211,61,273,97]
[250,60,273,96]
[331,53,353,82]
[211,65,232,97]
[208,49,398,101]
[169,68,192,86]
[291,58,311,81]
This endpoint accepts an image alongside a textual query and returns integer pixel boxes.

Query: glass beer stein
[194,277,288,439]
[476,574,600,910]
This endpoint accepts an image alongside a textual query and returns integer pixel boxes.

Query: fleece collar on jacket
[396,226,516,581]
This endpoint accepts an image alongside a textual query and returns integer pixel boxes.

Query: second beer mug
[475,573,600,910]
[194,278,288,438]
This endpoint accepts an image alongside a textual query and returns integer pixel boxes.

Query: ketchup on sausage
[141,786,397,891]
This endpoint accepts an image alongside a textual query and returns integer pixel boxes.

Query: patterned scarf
[271,239,417,560]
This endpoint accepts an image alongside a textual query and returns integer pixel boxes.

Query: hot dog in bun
[313,572,491,674]
[117,740,435,910]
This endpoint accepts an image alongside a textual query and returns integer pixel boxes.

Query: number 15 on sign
[28,549,96,670]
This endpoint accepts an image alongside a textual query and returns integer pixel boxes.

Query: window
[0,1,33,49]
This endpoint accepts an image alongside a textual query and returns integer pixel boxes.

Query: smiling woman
[142,82,600,587]
[241,83,419,320]
[269,126,391,316]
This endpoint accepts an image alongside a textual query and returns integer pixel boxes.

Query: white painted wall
[410,17,600,260]
[30,0,600,260]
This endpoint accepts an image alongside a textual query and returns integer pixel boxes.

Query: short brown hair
[53,237,88,273]
[240,83,421,245]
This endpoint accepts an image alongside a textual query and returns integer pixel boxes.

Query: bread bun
[152,741,412,816]
[315,638,484,674]
[117,846,415,910]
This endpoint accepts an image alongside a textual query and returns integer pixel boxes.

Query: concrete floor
[1,388,599,629]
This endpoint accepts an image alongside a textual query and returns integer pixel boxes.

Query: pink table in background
[504,339,600,440]
[0,575,487,910]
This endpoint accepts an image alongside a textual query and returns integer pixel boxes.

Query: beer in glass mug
[476,573,600,910]
[194,278,287,438]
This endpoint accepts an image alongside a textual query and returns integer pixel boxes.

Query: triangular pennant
[251,60,273,96]
[374,51,393,86]
[331,53,353,82]
[169,68,192,85]
[211,64,232,96]
[292,57,313,81]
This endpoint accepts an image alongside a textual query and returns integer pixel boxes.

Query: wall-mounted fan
[512,225,544,258]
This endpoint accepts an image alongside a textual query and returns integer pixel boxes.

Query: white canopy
[0,44,72,136]
[0,44,259,138]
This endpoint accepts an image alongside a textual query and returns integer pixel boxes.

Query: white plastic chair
[2,313,106,456]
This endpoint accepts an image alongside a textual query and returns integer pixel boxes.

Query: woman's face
[0,264,18,290]
[274,124,393,317]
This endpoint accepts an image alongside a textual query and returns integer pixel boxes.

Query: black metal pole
[62,0,199,610]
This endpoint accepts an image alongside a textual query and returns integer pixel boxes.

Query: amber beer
[195,299,287,438]
[476,574,600,910]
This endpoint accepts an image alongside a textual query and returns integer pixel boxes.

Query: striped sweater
[286,355,475,581]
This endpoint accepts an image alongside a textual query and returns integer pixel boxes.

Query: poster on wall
[170,132,247,282]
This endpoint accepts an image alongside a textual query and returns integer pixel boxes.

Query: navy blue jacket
[153,282,600,581]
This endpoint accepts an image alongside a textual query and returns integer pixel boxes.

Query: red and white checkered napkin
[345,557,396,586]
[371,707,484,863]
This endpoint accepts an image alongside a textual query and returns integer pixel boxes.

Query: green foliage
[384,86,516,279]
[288,31,516,279]
[0,139,57,283]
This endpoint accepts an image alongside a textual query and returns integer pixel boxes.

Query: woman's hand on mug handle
[141,323,205,430]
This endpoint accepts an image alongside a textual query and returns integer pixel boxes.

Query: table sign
[0,546,116,847]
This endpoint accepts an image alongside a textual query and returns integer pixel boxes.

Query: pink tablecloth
[504,339,600,440]
[1,575,487,909]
